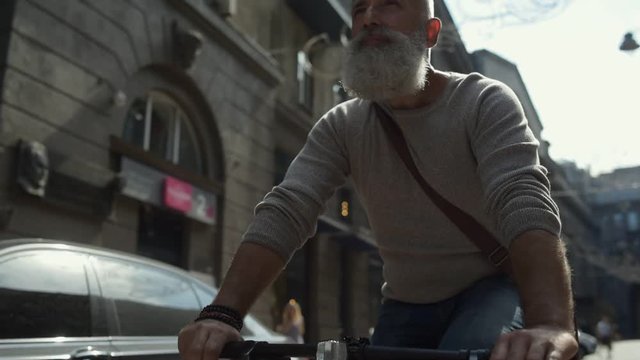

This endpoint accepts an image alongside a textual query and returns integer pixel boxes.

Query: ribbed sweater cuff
[241,208,302,264]
[501,208,562,246]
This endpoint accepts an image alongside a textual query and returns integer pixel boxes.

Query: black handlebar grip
[220,341,317,359]
[468,350,492,360]
[363,345,491,360]
[219,341,259,359]
[219,341,490,360]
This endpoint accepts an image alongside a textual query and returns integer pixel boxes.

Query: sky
[444,0,640,175]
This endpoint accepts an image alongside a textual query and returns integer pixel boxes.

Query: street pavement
[583,340,640,360]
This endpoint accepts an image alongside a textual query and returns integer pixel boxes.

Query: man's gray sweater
[242,72,561,304]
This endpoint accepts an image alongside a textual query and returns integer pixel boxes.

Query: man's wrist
[195,304,244,331]
[524,303,574,330]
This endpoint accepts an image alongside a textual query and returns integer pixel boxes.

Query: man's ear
[426,17,442,48]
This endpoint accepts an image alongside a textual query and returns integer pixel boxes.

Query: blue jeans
[370,274,523,351]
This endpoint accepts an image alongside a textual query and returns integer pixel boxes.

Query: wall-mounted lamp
[299,32,347,80]
[620,32,640,52]
[172,21,204,69]
[300,33,331,71]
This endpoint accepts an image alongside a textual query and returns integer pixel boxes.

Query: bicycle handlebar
[219,340,491,360]
[220,341,316,358]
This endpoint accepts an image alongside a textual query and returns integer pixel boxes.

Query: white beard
[341,27,430,101]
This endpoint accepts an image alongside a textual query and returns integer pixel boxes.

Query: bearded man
[178,1,579,360]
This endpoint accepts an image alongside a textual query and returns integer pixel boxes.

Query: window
[297,51,314,110]
[123,92,203,174]
[628,211,639,232]
[274,148,294,185]
[613,213,625,229]
[93,256,200,336]
[0,250,90,339]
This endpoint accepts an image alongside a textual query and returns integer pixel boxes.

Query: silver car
[0,239,287,360]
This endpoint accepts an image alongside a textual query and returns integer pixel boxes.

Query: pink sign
[164,177,193,213]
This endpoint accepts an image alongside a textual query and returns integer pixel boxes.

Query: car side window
[192,283,217,307]
[0,250,90,339]
[93,256,200,336]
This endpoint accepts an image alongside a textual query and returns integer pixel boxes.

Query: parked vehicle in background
[578,330,598,357]
[0,239,287,359]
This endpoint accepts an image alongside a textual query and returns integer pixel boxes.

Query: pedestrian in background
[596,315,614,359]
[275,299,305,344]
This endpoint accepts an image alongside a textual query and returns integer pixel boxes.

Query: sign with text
[120,157,217,225]
[164,177,193,213]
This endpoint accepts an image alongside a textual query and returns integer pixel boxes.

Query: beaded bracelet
[195,305,243,331]
[202,304,243,320]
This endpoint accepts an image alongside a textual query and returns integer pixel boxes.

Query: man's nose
[362,6,381,28]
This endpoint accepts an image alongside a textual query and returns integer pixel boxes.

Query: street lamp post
[620,31,640,52]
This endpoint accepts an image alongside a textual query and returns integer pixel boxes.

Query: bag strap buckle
[488,246,509,267]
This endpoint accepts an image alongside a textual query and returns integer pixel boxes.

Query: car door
[0,247,115,359]
[90,254,202,359]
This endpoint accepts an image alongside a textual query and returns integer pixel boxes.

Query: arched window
[123,92,203,174]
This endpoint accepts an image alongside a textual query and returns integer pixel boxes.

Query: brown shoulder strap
[373,103,512,274]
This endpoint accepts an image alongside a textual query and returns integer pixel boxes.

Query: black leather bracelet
[195,311,243,331]
[195,305,243,331]
[202,304,243,321]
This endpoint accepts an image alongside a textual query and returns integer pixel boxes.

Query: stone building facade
[0,0,476,342]
[0,0,286,331]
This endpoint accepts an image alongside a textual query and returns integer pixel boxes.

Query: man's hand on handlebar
[490,326,578,360]
[178,319,242,360]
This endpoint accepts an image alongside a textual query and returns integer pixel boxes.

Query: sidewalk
[583,340,640,360]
